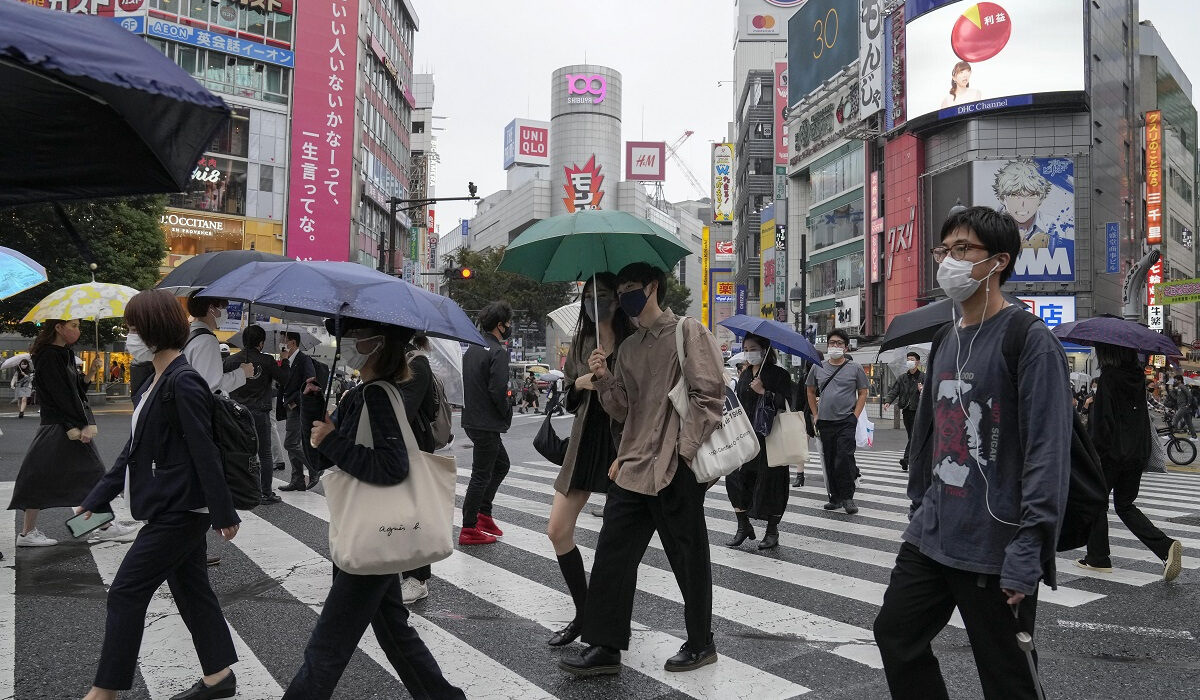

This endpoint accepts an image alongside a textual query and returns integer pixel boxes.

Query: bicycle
[1156,424,1197,466]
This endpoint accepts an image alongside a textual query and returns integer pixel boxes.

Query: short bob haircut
[617,262,668,306]
[906,351,921,361]
[329,317,415,383]
[125,289,190,351]
[939,205,1022,285]
[742,332,778,367]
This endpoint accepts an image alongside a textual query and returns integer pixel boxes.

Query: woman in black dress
[545,273,634,647]
[725,333,793,550]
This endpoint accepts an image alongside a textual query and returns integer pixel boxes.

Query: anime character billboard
[972,157,1075,283]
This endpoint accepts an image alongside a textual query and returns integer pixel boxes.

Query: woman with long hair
[11,356,33,418]
[9,320,134,548]
[725,332,793,550]
[284,318,463,699]
[939,60,982,108]
[398,332,438,604]
[545,273,634,647]
[77,290,241,700]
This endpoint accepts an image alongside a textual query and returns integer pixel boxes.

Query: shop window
[809,199,865,250]
[213,1,239,31]
[259,165,275,193]
[177,45,199,76]
[413,121,425,134]
[269,12,293,43]
[206,52,230,90]
[152,0,180,14]
[241,7,268,36]
[147,38,169,56]
[187,0,209,23]
[169,156,248,216]
[209,107,250,158]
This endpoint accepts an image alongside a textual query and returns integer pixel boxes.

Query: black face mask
[499,322,513,340]
[583,296,617,323]
[619,287,650,318]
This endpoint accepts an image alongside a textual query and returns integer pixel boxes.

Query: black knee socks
[765,515,781,536]
[556,546,588,620]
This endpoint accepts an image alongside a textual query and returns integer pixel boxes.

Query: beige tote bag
[765,411,809,467]
[323,381,456,575]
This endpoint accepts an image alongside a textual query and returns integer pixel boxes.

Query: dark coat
[399,354,437,453]
[737,362,792,418]
[461,334,512,433]
[229,347,289,412]
[277,350,316,419]
[301,380,410,484]
[80,356,239,529]
[33,344,93,429]
[1089,363,1151,470]
[885,369,924,412]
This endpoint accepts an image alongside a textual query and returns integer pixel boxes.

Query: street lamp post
[378,182,479,275]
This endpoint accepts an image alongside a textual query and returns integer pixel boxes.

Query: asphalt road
[2,400,1200,699]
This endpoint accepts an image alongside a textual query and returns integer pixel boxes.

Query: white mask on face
[906,360,917,370]
[827,347,845,360]
[126,333,155,363]
[341,335,383,370]
[936,255,1000,303]
[211,307,226,325]
[744,351,764,366]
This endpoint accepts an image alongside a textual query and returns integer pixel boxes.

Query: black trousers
[817,416,859,502]
[461,428,510,528]
[285,567,463,699]
[900,409,916,468]
[873,542,1042,700]
[582,461,712,651]
[1087,463,1174,564]
[285,407,317,486]
[250,408,275,496]
[94,512,236,690]
[403,565,432,582]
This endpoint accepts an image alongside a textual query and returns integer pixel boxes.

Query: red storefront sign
[1145,110,1163,245]
[882,134,924,326]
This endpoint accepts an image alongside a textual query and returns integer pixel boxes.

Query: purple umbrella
[1051,317,1180,357]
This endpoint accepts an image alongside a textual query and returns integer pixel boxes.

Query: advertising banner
[702,226,711,327]
[625,142,667,181]
[774,220,788,322]
[789,80,861,168]
[904,0,1084,123]
[760,205,776,319]
[715,241,735,261]
[715,282,735,303]
[1154,278,1200,306]
[736,285,748,315]
[774,62,789,166]
[712,144,735,222]
[1105,222,1120,274]
[1015,295,1075,329]
[884,4,906,130]
[788,0,858,108]
[1146,110,1163,245]
[286,0,358,261]
[1148,259,1163,305]
[858,0,885,118]
[1148,304,1164,331]
[971,157,1075,282]
[562,155,605,212]
[503,119,550,169]
[134,16,295,68]
[23,0,145,16]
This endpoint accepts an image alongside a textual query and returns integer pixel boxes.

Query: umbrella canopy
[426,337,464,406]
[0,0,230,205]
[727,352,747,367]
[547,301,580,334]
[21,281,138,322]
[158,250,293,295]
[1051,317,1180,357]
[539,369,565,380]
[717,314,823,364]
[227,323,321,352]
[1,353,30,370]
[498,210,692,282]
[0,246,47,300]
[878,343,933,372]
[880,294,1030,351]
[200,261,486,346]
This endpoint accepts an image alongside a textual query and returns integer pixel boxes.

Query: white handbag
[766,411,809,467]
[323,381,456,575]
[667,318,760,482]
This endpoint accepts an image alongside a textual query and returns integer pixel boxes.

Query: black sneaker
[559,645,621,677]
[823,500,842,510]
[169,669,235,699]
[273,462,285,471]
[843,499,859,515]
[260,492,282,505]
[664,641,717,672]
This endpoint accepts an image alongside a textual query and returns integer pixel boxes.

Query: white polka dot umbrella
[21,281,139,322]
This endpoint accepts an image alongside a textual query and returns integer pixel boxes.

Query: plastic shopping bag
[855,413,874,448]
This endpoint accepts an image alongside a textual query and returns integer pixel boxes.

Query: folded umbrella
[880,294,1029,351]
[0,247,47,301]
[1051,317,1180,357]
[717,314,822,364]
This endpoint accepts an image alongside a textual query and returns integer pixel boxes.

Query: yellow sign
[759,215,775,319]
[701,226,710,327]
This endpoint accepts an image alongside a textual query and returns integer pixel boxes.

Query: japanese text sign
[1145,110,1163,245]
[1016,295,1075,329]
[1105,222,1120,274]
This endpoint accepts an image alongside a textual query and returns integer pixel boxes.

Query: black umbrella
[158,250,293,295]
[881,293,1030,351]
[0,1,230,206]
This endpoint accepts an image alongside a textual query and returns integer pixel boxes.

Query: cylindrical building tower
[550,65,622,216]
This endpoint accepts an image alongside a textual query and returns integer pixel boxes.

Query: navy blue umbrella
[200,261,487,347]
[0,0,230,205]
[717,314,823,364]
[1052,317,1180,357]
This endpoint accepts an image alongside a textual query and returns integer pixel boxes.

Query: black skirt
[568,395,615,494]
[8,424,107,510]
[725,435,790,520]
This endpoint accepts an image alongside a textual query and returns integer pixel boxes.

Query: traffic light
[445,267,473,280]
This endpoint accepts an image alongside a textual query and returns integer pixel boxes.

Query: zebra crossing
[5,448,1200,699]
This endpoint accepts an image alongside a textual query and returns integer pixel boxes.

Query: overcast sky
[416,1,1200,238]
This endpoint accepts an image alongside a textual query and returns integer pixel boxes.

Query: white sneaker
[89,521,141,543]
[16,529,57,547]
[401,577,429,604]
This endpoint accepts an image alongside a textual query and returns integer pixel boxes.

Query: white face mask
[341,335,383,370]
[906,360,917,370]
[210,307,226,325]
[827,347,845,360]
[126,333,155,363]
[744,351,764,366]
[936,255,1000,303]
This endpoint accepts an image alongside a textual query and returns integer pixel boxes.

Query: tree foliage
[0,196,167,344]
[663,272,693,316]
[443,246,573,342]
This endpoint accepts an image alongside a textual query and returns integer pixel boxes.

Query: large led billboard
[971,157,1076,283]
[787,0,858,108]
[904,1,1084,123]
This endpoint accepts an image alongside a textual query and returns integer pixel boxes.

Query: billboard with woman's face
[904,1,1084,123]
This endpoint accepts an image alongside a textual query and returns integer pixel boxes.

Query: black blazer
[81,356,240,529]
[460,334,512,433]
[277,350,316,418]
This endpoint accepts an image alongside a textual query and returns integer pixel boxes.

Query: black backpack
[926,310,1108,553]
[162,366,261,511]
[130,327,215,401]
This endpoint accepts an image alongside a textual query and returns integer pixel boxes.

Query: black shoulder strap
[818,361,848,394]
[1001,310,1041,383]
[184,326,216,350]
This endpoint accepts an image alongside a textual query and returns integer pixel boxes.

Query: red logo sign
[563,155,605,212]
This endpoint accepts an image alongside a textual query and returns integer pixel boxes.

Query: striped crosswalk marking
[1,483,15,700]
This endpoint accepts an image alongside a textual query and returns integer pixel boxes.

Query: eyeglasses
[930,243,991,263]
[827,340,847,348]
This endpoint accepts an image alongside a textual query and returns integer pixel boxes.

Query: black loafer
[306,473,321,490]
[279,482,305,492]
[273,462,285,471]
[822,500,842,510]
[260,492,282,505]
[559,645,621,677]
[664,641,717,672]
[169,670,235,699]
[548,619,583,647]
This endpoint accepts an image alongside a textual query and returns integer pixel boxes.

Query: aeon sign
[566,74,607,104]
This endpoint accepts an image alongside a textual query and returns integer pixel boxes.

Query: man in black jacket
[229,324,290,504]
[278,331,320,491]
[883,351,924,472]
[459,301,514,545]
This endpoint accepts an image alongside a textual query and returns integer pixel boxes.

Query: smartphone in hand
[65,510,115,539]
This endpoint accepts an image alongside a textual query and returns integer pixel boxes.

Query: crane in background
[653,130,709,205]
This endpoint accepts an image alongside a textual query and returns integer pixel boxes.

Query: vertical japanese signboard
[712,144,734,222]
[701,226,711,328]
[858,0,884,117]
[774,62,789,166]
[287,0,359,261]
[1147,258,1164,330]
[1105,222,1120,274]
[1145,110,1163,245]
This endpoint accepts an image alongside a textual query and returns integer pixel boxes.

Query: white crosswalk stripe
[5,448,1199,699]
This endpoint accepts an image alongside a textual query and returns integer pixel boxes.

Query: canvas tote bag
[765,411,809,467]
[667,317,760,482]
[323,381,456,575]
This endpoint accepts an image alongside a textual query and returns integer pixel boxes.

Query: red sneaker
[458,527,497,545]
[476,514,504,537]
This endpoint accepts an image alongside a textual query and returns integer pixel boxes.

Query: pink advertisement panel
[287,0,359,261]
[774,61,788,166]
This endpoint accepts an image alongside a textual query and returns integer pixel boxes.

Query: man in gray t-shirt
[805,328,869,514]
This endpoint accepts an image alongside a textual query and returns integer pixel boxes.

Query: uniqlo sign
[502,118,550,169]
[1146,110,1163,245]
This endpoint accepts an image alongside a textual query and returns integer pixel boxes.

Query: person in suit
[77,290,241,700]
[279,331,320,491]
[283,318,463,699]
[229,324,290,504]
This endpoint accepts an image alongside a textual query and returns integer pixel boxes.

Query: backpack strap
[1001,309,1041,385]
